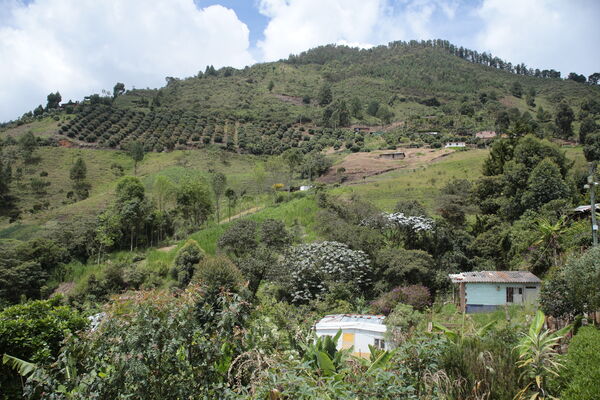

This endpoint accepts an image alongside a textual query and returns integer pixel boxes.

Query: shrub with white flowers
[362,212,434,247]
[281,241,372,303]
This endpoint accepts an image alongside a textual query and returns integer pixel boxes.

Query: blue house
[449,271,541,313]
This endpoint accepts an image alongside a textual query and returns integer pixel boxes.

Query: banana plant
[300,330,352,378]
[360,345,398,373]
[514,310,571,400]
[432,312,497,345]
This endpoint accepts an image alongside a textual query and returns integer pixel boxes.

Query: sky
[0,0,598,122]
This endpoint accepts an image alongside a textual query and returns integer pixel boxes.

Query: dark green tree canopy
[69,157,87,182]
[113,82,125,98]
[317,82,332,106]
[46,91,62,109]
[555,102,575,139]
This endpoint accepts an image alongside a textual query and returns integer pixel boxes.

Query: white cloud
[256,0,463,61]
[0,0,254,122]
[474,0,600,76]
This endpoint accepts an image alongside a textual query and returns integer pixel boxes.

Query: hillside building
[475,131,497,140]
[449,271,541,313]
[445,142,466,148]
[378,152,405,160]
[314,314,387,357]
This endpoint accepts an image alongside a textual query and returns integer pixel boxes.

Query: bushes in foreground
[559,326,600,400]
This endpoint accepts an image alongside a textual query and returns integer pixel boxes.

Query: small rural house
[315,314,387,357]
[449,271,541,313]
[378,152,405,160]
[475,131,497,140]
[445,141,466,148]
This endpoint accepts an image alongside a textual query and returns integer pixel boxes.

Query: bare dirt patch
[157,244,177,253]
[319,147,454,184]
[273,94,306,106]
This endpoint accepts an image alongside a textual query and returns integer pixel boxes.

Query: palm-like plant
[514,310,571,400]
[532,216,566,268]
[300,330,352,378]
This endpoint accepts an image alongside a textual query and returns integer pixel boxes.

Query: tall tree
[18,131,37,163]
[211,172,226,222]
[510,81,523,97]
[69,157,87,182]
[113,82,125,98]
[555,102,575,139]
[152,175,174,212]
[175,178,213,230]
[45,91,61,109]
[127,141,144,175]
[584,133,600,162]
[33,105,44,116]
[69,156,89,200]
[579,117,598,144]
[224,188,237,221]
[588,72,600,85]
[0,155,11,206]
[114,177,148,251]
[318,82,332,106]
[350,97,362,118]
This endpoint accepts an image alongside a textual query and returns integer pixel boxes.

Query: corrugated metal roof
[449,271,541,284]
[317,314,385,325]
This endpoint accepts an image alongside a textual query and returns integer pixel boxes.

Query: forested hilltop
[0,39,600,399]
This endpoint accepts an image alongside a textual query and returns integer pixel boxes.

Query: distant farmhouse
[378,152,405,160]
[449,271,541,313]
[475,131,497,140]
[445,141,466,148]
[421,131,439,136]
[315,314,387,357]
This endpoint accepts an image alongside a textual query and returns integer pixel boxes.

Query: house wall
[465,283,540,309]
[316,327,387,357]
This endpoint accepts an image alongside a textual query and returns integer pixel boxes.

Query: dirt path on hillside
[157,244,177,253]
[219,206,263,224]
[318,147,454,184]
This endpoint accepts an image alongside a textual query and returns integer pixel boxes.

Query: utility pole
[584,162,598,247]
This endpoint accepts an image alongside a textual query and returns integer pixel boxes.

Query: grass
[330,148,489,212]
[0,145,271,231]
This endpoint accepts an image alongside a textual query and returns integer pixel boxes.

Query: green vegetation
[0,39,599,399]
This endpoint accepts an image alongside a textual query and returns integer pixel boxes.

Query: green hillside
[3,40,599,157]
[1,39,600,400]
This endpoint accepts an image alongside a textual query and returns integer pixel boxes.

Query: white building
[314,314,387,357]
[445,142,466,148]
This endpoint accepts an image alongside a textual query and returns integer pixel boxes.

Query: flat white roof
[315,314,387,333]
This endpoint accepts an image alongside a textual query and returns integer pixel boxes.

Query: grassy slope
[44,144,587,293]
[331,148,490,212]
[113,46,599,137]
[0,144,267,238]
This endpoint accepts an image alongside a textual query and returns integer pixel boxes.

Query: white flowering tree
[362,212,434,248]
[281,241,372,303]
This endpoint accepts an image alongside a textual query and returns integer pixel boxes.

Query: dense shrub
[26,287,249,399]
[0,297,87,398]
[281,241,372,303]
[171,239,204,287]
[371,285,431,315]
[193,255,245,294]
[559,326,600,400]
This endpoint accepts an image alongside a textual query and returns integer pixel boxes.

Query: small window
[518,288,523,295]
[374,338,385,350]
[506,287,514,303]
